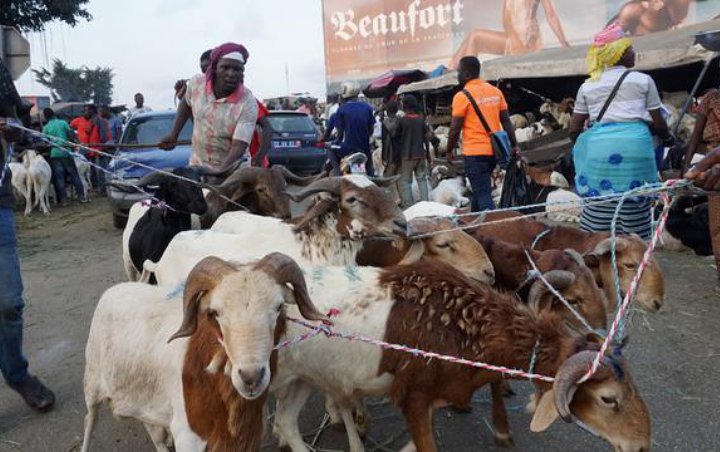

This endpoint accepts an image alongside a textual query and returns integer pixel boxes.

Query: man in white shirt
[127,93,152,117]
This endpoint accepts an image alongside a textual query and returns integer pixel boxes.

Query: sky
[15,0,327,111]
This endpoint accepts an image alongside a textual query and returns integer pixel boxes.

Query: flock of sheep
[77,163,668,451]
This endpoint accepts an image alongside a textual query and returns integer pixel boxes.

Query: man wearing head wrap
[160,43,259,173]
[568,23,672,239]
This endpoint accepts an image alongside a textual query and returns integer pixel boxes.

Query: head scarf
[205,43,250,97]
[587,23,633,81]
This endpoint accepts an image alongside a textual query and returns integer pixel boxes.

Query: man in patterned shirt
[160,43,258,173]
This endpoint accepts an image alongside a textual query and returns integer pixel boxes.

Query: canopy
[399,19,720,95]
[363,69,426,98]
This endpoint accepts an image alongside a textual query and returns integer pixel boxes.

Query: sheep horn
[284,177,343,202]
[564,249,586,267]
[254,252,328,322]
[136,171,167,187]
[528,270,576,311]
[368,175,401,188]
[293,198,337,232]
[554,350,609,423]
[168,257,236,343]
[107,180,140,194]
[212,167,263,196]
[275,165,321,186]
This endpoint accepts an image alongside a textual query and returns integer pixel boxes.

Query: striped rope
[579,180,676,384]
[285,317,556,382]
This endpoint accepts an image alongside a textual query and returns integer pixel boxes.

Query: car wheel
[113,213,127,229]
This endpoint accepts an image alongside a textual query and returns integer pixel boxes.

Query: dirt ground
[0,199,718,452]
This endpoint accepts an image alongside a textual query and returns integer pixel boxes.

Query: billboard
[322,0,720,88]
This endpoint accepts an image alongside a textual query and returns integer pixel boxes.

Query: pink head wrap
[593,22,626,47]
[205,43,250,98]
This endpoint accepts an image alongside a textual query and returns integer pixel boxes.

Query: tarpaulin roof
[363,69,427,98]
[399,19,720,95]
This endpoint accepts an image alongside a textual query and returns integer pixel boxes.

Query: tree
[0,0,91,32]
[33,59,114,105]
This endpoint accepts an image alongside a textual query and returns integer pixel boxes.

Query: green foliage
[0,0,91,32]
[33,59,114,105]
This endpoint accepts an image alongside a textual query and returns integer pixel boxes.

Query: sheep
[81,253,328,452]
[21,150,52,216]
[143,176,408,286]
[271,259,650,452]
[403,201,457,220]
[73,154,92,200]
[119,167,208,282]
[200,165,318,228]
[478,236,607,329]
[472,217,666,312]
[428,166,469,207]
[545,188,583,223]
[661,195,712,256]
[509,114,528,130]
[355,217,495,284]
[515,126,538,143]
[8,161,31,208]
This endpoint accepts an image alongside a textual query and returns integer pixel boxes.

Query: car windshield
[122,115,192,145]
[267,115,317,134]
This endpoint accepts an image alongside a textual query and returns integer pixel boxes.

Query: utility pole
[285,63,290,97]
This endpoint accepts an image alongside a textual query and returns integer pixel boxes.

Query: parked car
[266,111,325,174]
[106,111,192,228]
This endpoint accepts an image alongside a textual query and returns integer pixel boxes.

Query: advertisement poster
[322,0,720,86]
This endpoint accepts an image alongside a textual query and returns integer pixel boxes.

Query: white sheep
[22,150,52,216]
[516,126,538,143]
[403,201,457,220]
[81,254,328,452]
[545,188,583,223]
[8,162,31,208]
[73,155,92,200]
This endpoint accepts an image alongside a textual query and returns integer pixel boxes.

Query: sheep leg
[339,405,365,452]
[273,381,312,452]
[325,396,343,426]
[490,381,514,447]
[80,402,99,452]
[143,423,172,452]
[400,396,437,452]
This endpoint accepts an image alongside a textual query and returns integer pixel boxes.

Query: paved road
[0,200,718,451]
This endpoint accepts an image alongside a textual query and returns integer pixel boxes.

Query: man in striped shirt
[160,43,258,173]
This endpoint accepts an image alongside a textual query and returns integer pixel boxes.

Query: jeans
[51,158,85,203]
[400,159,429,208]
[90,155,110,194]
[464,155,496,212]
[0,208,29,385]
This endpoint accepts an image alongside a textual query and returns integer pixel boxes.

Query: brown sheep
[379,260,650,452]
[471,217,666,312]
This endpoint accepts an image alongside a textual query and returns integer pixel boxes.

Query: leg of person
[50,158,68,205]
[710,195,720,286]
[65,158,88,202]
[328,148,342,176]
[618,197,653,240]
[416,159,429,202]
[97,155,108,196]
[0,208,55,411]
[400,159,415,208]
[465,155,497,212]
[364,149,375,177]
[384,162,401,204]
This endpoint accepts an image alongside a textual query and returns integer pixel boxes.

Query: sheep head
[530,249,609,331]
[583,236,665,313]
[401,217,495,284]
[288,176,407,240]
[169,254,326,400]
[531,350,650,452]
[136,167,208,215]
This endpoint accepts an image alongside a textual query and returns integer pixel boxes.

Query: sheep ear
[530,389,559,432]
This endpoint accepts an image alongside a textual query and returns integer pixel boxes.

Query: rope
[5,123,249,212]
[285,317,556,382]
[523,249,597,333]
[579,179,676,384]
[527,339,541,376]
